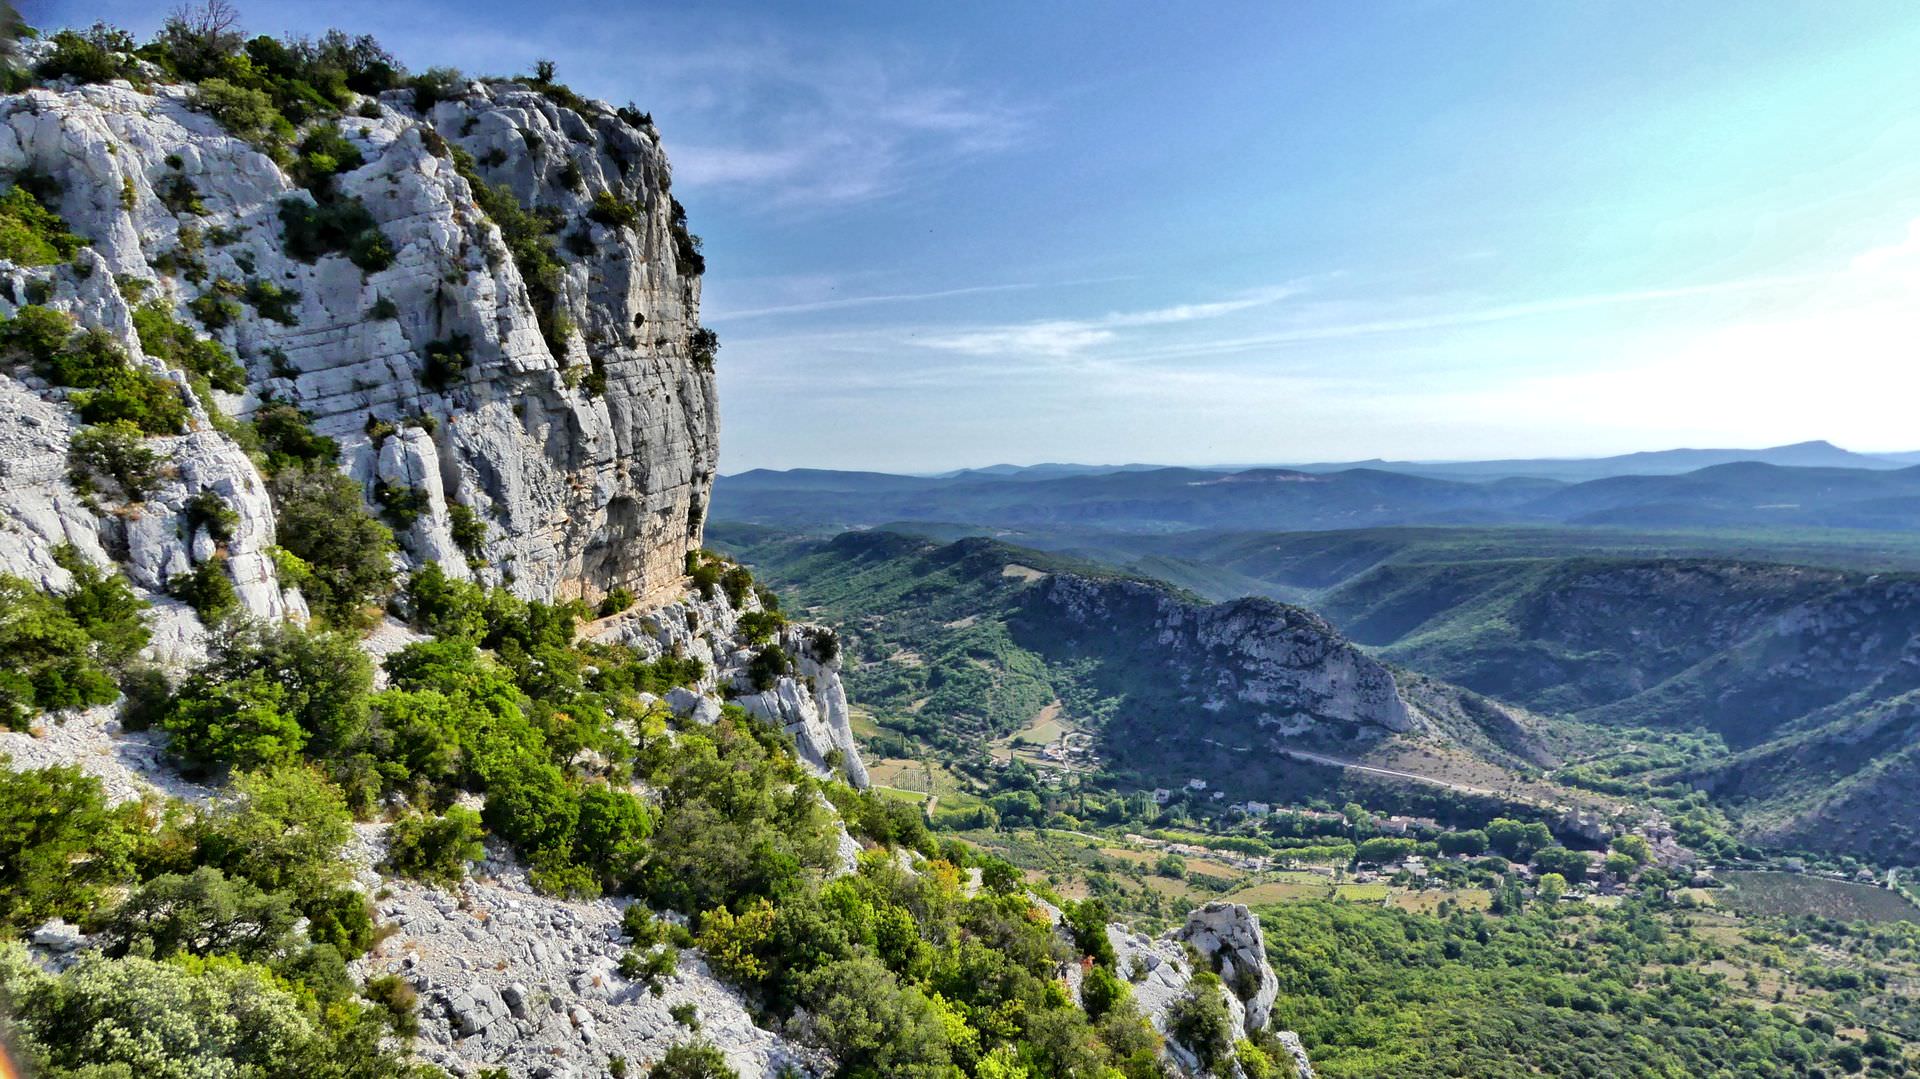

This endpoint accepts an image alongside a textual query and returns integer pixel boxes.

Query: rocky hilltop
[0,65,712,620]
[1029,572,1412,736]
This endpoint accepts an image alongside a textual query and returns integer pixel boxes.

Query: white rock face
[0,74,715,629]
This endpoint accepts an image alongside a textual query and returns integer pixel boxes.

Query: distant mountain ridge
[731,440,1916,487]
[716,456,1920,536]
[1277,440,1914,482]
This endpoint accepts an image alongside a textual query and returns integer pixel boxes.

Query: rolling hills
[715,520,1920,867]
[714,459,1920,536]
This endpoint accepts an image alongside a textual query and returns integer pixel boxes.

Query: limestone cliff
[1030,572,1413,736]
[0,71,713,617]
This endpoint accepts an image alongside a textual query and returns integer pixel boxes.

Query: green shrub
[688,326,719,371]
[3,307,189,435]
[277,195,393,272]
[574,784,653,888]
[793,956,952,1075]
[407,66,465,112]
[34,25,135,84]
[669,197,705,276]
[0,576,123,726]
[71,365,191,433]
[132,301,247,392]
[157,172,207,215]
[102,865,296,960]
[597,587,635,618]
[162,667,302,768]
[647,1042,738,1079]
[185,489,241,542]
[362,973,420,1037]
[0,760,143,932]
[0,185,86,265]
[243,278,301,324]
[737,609,785,644]
[669,1001,699,1029]
[169,555,241,624]
[191,763,355,903]
[1064,898,1117,969]
[188,289,243,329]
[746,644,792,692]
[251,402,340,474]
[370,295,399,319]
[808,627,839,664]
[1081,963,1129,1021]
[0,943,410,1074]
[51,544,151,667]
[382,806,486,886]
[70,421,165,499]
[290,125,366,193]
[443,503,487,556]
[421,334,471,391]
[190,77,294,155]
[1166,975,1234,1073]
[373,480,430,532]
[268,466,395,626]
[589,192,642,230]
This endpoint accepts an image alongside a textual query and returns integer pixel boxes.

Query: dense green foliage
[1,305,188,436]
[278,193,394,271]
[0,547,148,726]
[168,554,241,624]
[268,466,396,626]
[382,806,486,886]
[0,755,417,1077]
[0,183,86,265]
[0,759,145,933]
[1262,898,1879,1078]
[132,300,248,393]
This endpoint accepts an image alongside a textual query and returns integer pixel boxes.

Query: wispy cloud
[641,38,1026,210]
[1091,274,1816,365]
[920,284,1308,357]
[708,276,1134,322]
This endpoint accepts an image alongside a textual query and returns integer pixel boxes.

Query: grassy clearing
[1390,888,1492,913]
[865,757,931,791]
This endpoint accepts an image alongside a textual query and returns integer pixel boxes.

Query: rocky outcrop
[0,71,714,621]
[591,584,869,788]
[1177,901,1279,1036]
[1031,572,1411,735]
[1098,902,1310,1079]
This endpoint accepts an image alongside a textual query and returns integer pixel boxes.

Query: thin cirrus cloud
[919,285,1310,357]
[708,276,1136,322]
[656,41,1026,209]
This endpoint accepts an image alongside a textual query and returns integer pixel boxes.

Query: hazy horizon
[50,0,1920,472]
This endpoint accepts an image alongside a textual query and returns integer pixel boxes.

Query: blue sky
[42,0,1920,471]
